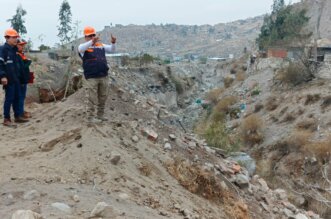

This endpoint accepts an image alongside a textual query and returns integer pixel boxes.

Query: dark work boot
[15,116,29,123]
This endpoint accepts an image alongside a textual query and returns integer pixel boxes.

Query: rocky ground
[202,56,331,218]
[0,54,324,218]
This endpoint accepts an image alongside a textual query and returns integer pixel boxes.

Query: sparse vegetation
[296,118,317,131]
[254,103,264,113]
[285,131,312,153]
[296,107,305,115]
[270,114,279,123]
[214,96,238,114]
[230,68,237,74]
[305,94,321,105]
[166,158,249,219]
[236,71,245,81]
[199,57,207,64]
[195,96,241,152]
[206,88,224,105]
[304,137,331,163]
[265,96,279,111]
[282,112,296,123]
[321,95,331,110]
[166,66,185,95]
[279,106,288,116]
[224,76,234,88]
[230,63,238,74]
[251,86,261,96]
[138,162,152,176]
[241,114,264,146]
[203,122,240,152]
[276,62,312,86]
[270,131,309,157]
[140,53,155,65]
[172,77,184,94]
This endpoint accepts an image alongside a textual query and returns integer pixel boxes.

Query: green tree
[57,0,72,45]
[140,53,154,65]
[39,44,51,51]
[256,1,311,50]
[7,4,27,35]
[272,0,285,14]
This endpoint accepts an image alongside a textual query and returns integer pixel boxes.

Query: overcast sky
[0,0,300,47]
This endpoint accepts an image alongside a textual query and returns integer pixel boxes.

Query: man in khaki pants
[78,26,116,122]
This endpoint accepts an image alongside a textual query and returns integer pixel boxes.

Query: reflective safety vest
[81,43,109,79]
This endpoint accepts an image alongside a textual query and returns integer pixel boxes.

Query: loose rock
[23,190,40,200]
[51,202,71,213]
[90,202,116,218]
[73,194,80,202]
[295,213,308,219]
[169,134,176,141]
[164,142,172,150]
[12,210,42,219]
[111,153,121,165]
[131,135,139,142]
[235,174,250,188]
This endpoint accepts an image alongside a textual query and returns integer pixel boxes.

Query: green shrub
[204,122,241,152]
[214,96,238,113]
[277,62,311,86]
[241,114,264,146]
[251,87,261,96]
[224,76,234,88]
[206,88,224,105]
[199,57,207,64]
[170,76,184,94]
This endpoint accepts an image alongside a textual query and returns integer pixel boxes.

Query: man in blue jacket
[0,28,28,126]
[78,26,116,122]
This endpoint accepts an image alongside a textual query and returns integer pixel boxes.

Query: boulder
[229,152,256,176]
[235,174,250,188]
[90,202,117,218]
[51,202,71,213]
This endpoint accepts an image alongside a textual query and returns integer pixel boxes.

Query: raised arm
[78,40,93,56]
[104,34,116,53]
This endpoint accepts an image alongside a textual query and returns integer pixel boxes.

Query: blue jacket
[81,46,109,79]
[0,43,21,85]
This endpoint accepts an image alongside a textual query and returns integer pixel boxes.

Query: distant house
[208,57,227,61]
[316,38,331,62]
[266,39,331,62]
[267,48,288,58]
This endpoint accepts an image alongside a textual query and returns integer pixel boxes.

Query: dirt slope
[0,86,226,218]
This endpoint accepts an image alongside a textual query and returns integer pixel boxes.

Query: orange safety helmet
[84,26,96,36]
[17,39,27,45]
[4,28,19,37]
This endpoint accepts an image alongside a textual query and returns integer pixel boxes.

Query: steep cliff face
[298,0,331,39]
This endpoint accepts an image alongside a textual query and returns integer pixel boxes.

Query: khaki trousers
[84,76,109,118]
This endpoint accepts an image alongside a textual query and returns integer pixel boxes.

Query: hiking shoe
[3,119,17,127]
[24,111,32,118]
[15,117,29,123]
